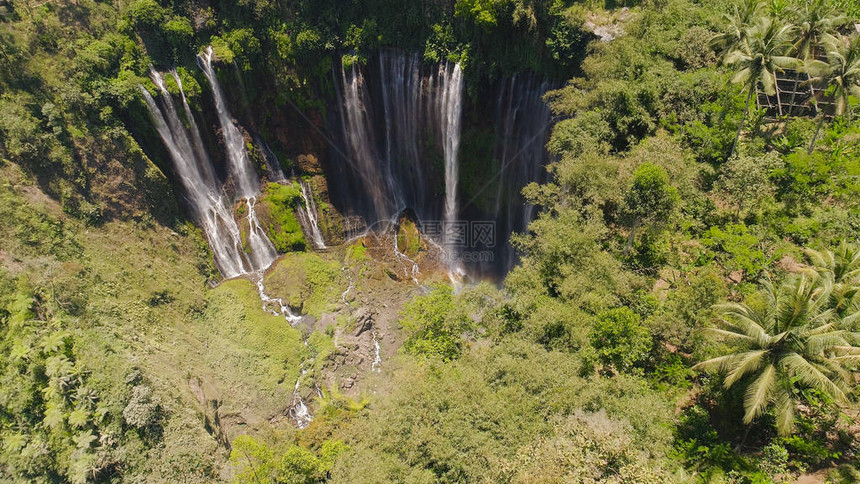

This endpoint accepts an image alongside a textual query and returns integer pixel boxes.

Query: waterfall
[142,52,281,278]
[254,275,301,324]
[392,226,420,285]
[256,138,287,182]
[371,331,382,372]
[341,266,355,306]
[326,52,559,279]
[288,371,312,429]
[197,47,279,274]
[336,64,402,221]
[244,195,279,271]
[298,180,326,249]
[438,63,465,276]
[488,75,553,275]
[199,46,260,199]
[333,52,467,266]
[142,71,251,278]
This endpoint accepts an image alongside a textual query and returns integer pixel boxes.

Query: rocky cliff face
[134,50,555,280]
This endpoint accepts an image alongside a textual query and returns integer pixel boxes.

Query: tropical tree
[693,274,860,437]
[621,163,678,256]
[805,33,860,152]
[804,242,860,317]
[724,17,801,156]
[792,0,848,60]
[711,0,765,57]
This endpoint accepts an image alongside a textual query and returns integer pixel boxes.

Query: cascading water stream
[371,331,382,372]
[329,51,553,279]
[438,62,465,279]
[253,273,302,324]
[337,64,402,221]
[490,75,554,274]
[392,226,420,285]
[335,52,468,277]
[298,180,327,249]
[256,138,287,182]
[141,71,251,278]
[341,266,356,306]
[199,46,259,199]
[288,369,312,429]
[245,196,279,270]
[144,50,330,429]
[198,47,279,275]
[170,70,218,189]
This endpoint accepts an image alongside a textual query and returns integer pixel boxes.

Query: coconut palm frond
[695,245,860,435]
[805,330,852,355]
[702,327,758,344]
[772,55,803,69]
[841,310,860,329]
[779,353,847,402]
[773,385,795,436]
[832,354,860,364]
[805,330,851,355]
[804,246,833,270]
[743,363,776,424]
[716,303,771,344]
[725,350,769,387]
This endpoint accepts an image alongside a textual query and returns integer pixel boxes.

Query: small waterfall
[254,275,301,324]
[371,331,382,372]
[379,53,425,210]
[298,180,326,249]
[169,70,218,189]
[197,47,278,275]
[256,138,287,182]
[245,196,279,270]
[489,75,553,275]
[341,266,355,306]
[143,50,282,278]
[392,226,420,285]
[333,52,466,231]
[288,370,312,429]
[336,64,402,221]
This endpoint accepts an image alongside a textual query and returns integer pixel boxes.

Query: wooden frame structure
[756,68,836,119]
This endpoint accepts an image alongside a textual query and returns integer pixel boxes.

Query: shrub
[125,0,166,29]
[700,223,769,278]
[163,16,194,49]
[400,284,471,361]
[230,435,347,483]
[589,307,652,374]
[123,385,161,429]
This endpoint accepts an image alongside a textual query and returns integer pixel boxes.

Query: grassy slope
[0,163,314,480]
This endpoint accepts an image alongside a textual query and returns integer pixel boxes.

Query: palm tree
[725,17,801,157]
[693,274,860,437]
[792,0,848,60]
[711,0,765,56]
[805,34,860,153]
[804,242,860,317]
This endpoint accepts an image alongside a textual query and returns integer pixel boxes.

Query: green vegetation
[395,218,422,258]
[264,253,344,318]
[694,273,859,436]
[229,433,347,484]
[1,0,859,482]
[259,182,307,253]
[327,341,679,483]
[588,307,653,374]
[399,284,472,361]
